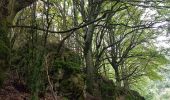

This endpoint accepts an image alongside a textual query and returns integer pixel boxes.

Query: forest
[0,0,170,100]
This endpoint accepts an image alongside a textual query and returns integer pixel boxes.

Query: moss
[59,74,84,99]
[0,21,9,87]
[100,79,115,100]
[50,50,84,99]
[11,41,83,98]
[54,60,81,74]
[0,21,9,60]
[125,90,145,100]
[114,88,145,100]
[98,77,145,100]
[0,40,9,59]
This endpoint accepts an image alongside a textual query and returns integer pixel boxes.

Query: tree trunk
[114,66,121,87]
[83,0,102,95]
[111,61,121,86]
[122,65,129,89]
[84,24,95,94]
[0,0,36,86]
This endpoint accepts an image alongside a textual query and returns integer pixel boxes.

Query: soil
[0,71,55,100]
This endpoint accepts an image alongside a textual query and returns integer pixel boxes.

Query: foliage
[1,0,170,99]
[53,60,81,74]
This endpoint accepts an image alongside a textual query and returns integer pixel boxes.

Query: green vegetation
[0,0,170,100]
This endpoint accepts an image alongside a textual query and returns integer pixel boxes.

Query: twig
[9,13,106,34]
[45,53,57,100]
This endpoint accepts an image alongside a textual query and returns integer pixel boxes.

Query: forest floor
[0,71,54,100]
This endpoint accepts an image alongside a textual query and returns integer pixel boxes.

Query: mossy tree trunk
[83,0,103,96]
[0,22,9,85]
[0,0,36,85]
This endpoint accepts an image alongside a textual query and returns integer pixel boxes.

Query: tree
[95,0,169,88]
[0,0,169,99]
[0,0,36,85]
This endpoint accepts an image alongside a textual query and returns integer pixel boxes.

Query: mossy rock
[97,76,145,100]
[99,77,115,100]
[125,90,145,100]
[115,88,145,100]
[11,41,83,97]
[59,74,84,99]
[53,60,81,75]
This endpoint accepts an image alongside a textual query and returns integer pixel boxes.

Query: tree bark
[122,65,129,89]
[114,66,121,87]
[83,0,102,95]
[84,24,95,94]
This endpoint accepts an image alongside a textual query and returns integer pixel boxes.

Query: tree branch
[9,13,106,33]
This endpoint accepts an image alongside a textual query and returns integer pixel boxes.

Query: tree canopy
[0,0,170,99]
